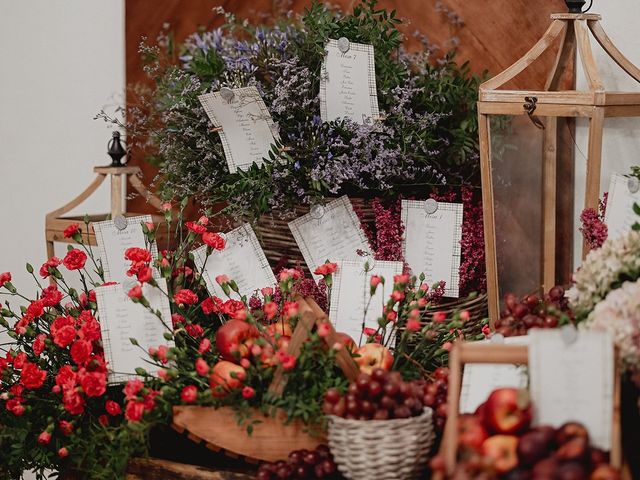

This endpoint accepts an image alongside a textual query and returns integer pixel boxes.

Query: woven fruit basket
[327,407,436,480]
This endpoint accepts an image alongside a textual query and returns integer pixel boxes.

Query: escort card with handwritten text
[198,86,278,173]
[93,215,158,284]
[289,196,370,281]
[192,224,276,300]
[401,200,463,297]
[320,39,380,124]
[329,259,403,346]
[96,279,173,384]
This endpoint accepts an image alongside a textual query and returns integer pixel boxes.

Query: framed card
[198,86,279,173]
[96,279,173,384]
[288,196,370,281]
[401,200,463,297]
[604,172,640,240]
[529,329,614,450]
[93,214,158,284]
[319,39,380,124]
[459,336,530,414]
[329,259,403,346]
[192,223,276,300]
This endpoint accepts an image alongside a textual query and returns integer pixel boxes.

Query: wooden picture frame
[437,341,622,476]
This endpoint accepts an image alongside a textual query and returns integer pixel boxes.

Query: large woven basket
[327,407,435,480]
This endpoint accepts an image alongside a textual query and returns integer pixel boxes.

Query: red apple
[215,319,258,362]
[209,360,246,397]
[555,422,589,445]
[517,430,551,466]
[555,437,589,463]
[266,320,293,339]
[458,413,489,452]
[334,332,357,352]
[556,462,587,480]
[481,435,519,474]
[590,465,620,480]
[532,457,560,477]
[482,388,532,435]
[354,343,393,374]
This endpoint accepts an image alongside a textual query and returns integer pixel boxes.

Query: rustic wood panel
[125,0,573,213]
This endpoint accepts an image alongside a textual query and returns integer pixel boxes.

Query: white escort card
[289,196,370,281]
[320,38,380,124]
[529,329,614,450]
[401,200,463,297]
[93,215,158,284]
[198,86,279,173]
[604,172,640,240]
[459,336,530,414]
[96,279,173,384]
[329,259,403,346]
[192,224,276,300]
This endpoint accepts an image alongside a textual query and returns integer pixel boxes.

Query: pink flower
[281,354,296,370]
[195,358,209,376]
[0,272,12,288]
[391,290,405,302]
[173,289,199,306]
[442,342,453,352]
[123,379,144,400]
[38,431,52,445]
[125,401,145,422]
[185,221,206,235]
[106,400,122,416]
[363,327,377,337]
[261,287,274,297]
[198,338,211,353]
[63,223,81,239]
[128,285,142,299]
[318,323,331,338]
[58,447,69,458]
[263,301,278,320]
[198,215,209,225]
[407,319,422,332]
[180,385,198,403]
[201,296,222,314]
[282,301,299,319]
[314,262,338,276]
[39,257,62,278]
[215,274,229,285]
[202,232,225,250]
[386,310,397,322]
[393,274,411,285]
[460,310,471,322]
[370,275,382,288]
[482,325,491,337]
[242,386,255,399]
[161,202,172,211]
[433,311,447,323]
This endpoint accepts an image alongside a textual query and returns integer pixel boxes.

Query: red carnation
[128,285,143,299]
[41,285,63,307]
[26,299,45,320]
[33,334,47,357]
[20,362,47,389]
[39,257,62,278]
[62,388,85,415]
[55,365,77,390]
[136,266,153,284]
[202,232,226,250]
[195,358,209,377]
[185,323,204,338]
[201,296,223,314]
[53,325,76,348]
[0,272,11,288]
[123,379,143,400]
[79,371,106,397]
[62,249,87,271]
[58,447,69,458]
[185,221,206,234]
[173,289,198,306]
[63,224,81,239]
[70,340,92,365]
[78,317,101,342]
[221,299,246,319]
[124,247,152,263]
[180,385,198,403]
[125,401,145,422]
[313,262,338,276]
[38,431,52,445]
[59,420,73,436]
[105,400,122,416]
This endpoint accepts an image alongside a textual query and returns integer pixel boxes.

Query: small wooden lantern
[45,164,163,258]
[478,8,640,322]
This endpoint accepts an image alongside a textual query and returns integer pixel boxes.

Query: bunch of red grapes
[322,367,449,431]
[495,285,574,337]
[256,445,339,479]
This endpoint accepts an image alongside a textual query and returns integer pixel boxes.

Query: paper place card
[529,329,614,450]
[320,38,380,124]
[289,196,371,281]
[401,200,463,297]
[192,224,276,300]
[198,86,279,173]
[604,172,640,240]
[329,259,403,346]
[96,279,173,384]
[459,336,530,414]
[93,215,158,284]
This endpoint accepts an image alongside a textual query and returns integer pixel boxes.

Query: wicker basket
[327,408,436,480]
[423,292,488,322]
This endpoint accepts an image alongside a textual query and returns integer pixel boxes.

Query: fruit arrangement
[495,286,574,337]
[431,388,620,479]
[255,445,340,479]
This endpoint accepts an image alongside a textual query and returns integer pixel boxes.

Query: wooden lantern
[478,9,640,323]
[45,165,164,258]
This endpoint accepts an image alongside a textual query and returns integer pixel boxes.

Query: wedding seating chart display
[289,196,370,281]
[93,215,158,284]
[319,38,380,124]
[529,329,614,450]
[401,200,463,297]
[96,280,172,384]
[198,86,279,173]
[329,259,403,345]
[192,224,276,300]
[604,172,640,240]
[459,336,529,414]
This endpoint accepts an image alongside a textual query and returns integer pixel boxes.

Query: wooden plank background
[125,0,572,214]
